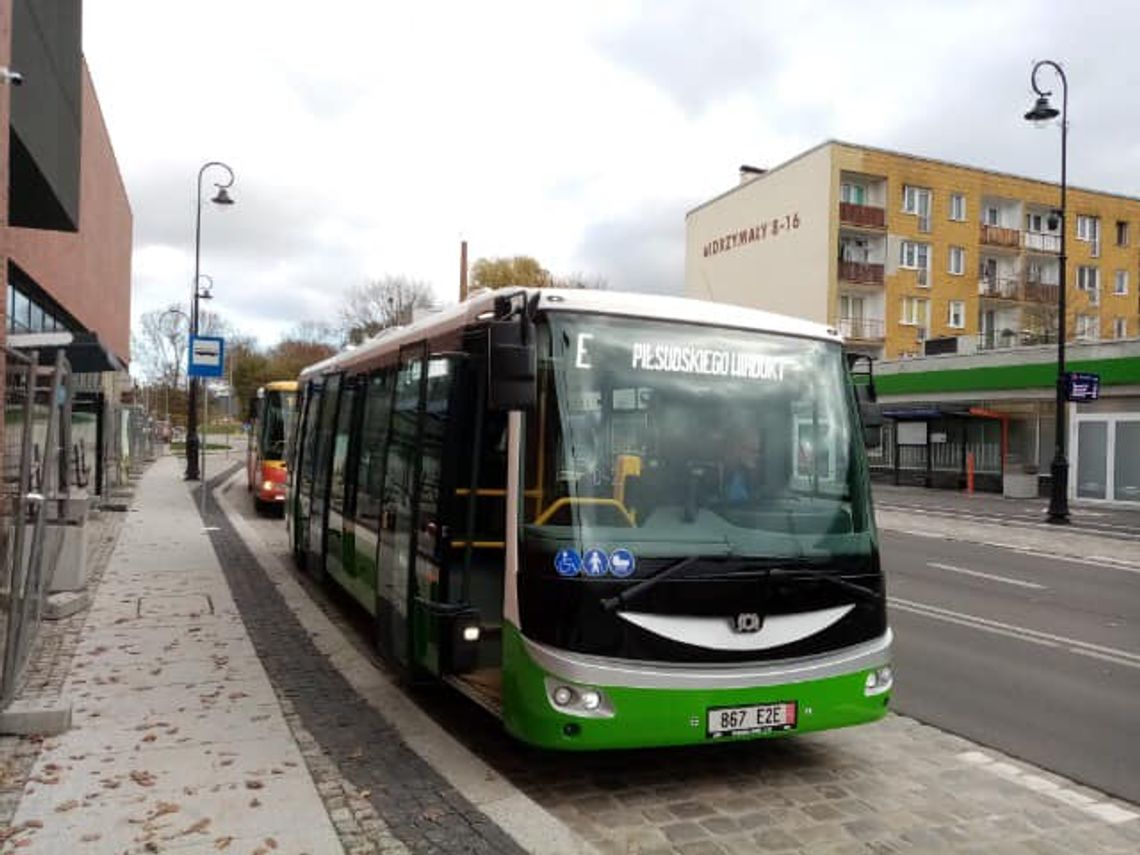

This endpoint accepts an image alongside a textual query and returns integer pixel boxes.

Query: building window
[1075,314,1099,341]
[983,206,1000,226]
[1116,220,1129,247]
[949,193,966,221]
[948,300,965,328]
[899,240,929,270]
[1115,317,1128,338]
[1077,265,1099,292]
[1115,270,1129,295]
[841,183,866,205]
[902,185,931,215]
[901,296,929,326]
[1077,215,1100,242]
[948,246,965,275]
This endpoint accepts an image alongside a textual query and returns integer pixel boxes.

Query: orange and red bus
[247,380,299,513]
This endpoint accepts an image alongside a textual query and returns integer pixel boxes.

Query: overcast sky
[82,1,1140,351]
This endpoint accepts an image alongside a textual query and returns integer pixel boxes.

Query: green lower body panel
[500,624,890,751]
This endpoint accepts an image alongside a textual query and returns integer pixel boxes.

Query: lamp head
[1024,95,1060,126]
[211,186,235,206]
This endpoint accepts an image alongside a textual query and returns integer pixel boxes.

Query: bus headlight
[864,666,893,696]
[544,678,614,718]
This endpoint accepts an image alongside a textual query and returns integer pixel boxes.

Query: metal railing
[838,202,886,229]
[838,261,884,285]
[977,329,1058,351]
[1023,232,1061,253]
[837,317,886,340]
[1,349,69,706]
[980,223,1021,248]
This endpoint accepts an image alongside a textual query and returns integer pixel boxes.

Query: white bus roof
[299,289,841,381]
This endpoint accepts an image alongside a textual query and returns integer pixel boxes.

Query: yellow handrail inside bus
[534,497,635,527]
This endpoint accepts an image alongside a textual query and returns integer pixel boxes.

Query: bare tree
[133,305,190,385]
[338,276,438,345]
[550,272,608,290]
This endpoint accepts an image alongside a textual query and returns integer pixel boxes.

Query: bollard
[966,451,975,495]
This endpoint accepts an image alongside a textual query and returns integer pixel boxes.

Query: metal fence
[1,349,70,706]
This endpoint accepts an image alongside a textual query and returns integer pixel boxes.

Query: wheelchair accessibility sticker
[554,549,582,577]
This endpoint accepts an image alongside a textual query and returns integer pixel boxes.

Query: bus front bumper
[501,626,892,750]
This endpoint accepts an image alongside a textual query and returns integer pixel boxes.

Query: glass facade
[7,281,71,334]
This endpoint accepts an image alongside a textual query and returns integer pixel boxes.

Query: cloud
[573,200,687,296]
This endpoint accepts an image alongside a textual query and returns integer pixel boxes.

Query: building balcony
[980,224,1021,249]
[839,202,886,229]
[978,276,1021,300]
[1023,278,1060,304]
[1023,232,1061,253]
[977,328,1058,351]
[838,260,884,285]
[837,317,885,340]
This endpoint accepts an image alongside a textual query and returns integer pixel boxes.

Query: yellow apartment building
[685,140,1140,361]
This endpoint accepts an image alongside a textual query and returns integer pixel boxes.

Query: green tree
[226,335,270,421]
[470,256,551,290]
[266,337,337,383]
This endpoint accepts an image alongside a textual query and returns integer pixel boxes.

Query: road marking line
[881,528,1140,574]
[890,598,1140,668]
[957,751,1138,825]
[927,561,1046,590]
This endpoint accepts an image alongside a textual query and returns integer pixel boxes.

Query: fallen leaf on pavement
[213,836,233,850]
[180,818,211,836]
[245,780,264,790]
[130,770,157,787]
[54,799,80,812]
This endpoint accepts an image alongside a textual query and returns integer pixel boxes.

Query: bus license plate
[707,702,797,738]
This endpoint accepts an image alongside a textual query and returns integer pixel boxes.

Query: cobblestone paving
[0,506,127,828]
[199,466,525,855]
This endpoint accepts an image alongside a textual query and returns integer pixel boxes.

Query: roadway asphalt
[883,529,1140,805]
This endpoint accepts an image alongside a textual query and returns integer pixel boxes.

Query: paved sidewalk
[2,455,342,853]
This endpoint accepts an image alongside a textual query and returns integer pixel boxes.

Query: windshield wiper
[599,556,701,612]
[599,559,882,613]
[700,564,882,603]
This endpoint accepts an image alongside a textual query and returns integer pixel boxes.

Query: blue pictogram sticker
[583,548,610,577]
[554,549,583,577]
[610,548,636,578]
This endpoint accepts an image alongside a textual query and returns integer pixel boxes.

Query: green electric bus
[287,288,891,750]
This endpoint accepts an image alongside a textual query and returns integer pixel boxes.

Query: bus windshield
[260,389,298,462]
[523,314,873,561]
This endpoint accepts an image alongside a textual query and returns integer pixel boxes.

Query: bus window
[329,382,358,516]
[354,369,395,529]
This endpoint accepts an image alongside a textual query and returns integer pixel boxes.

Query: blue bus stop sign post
[188,335,225,378]
[1064,371,1099,402]
[188,336,225,520]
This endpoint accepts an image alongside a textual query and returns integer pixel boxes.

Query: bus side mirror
[487,319,536,411]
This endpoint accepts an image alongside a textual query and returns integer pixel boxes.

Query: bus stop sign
[1065,371,1099,402]
[188,335,225,378]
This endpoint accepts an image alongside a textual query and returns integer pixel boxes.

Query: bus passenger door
[376,346,425,668]
[292,382,323,563]
[325,378,362,603]
[408,355,463,675]
[306,373,342,576]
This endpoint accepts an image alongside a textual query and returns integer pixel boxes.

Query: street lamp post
[185,162,235,481]
[1024,60,1069,524]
